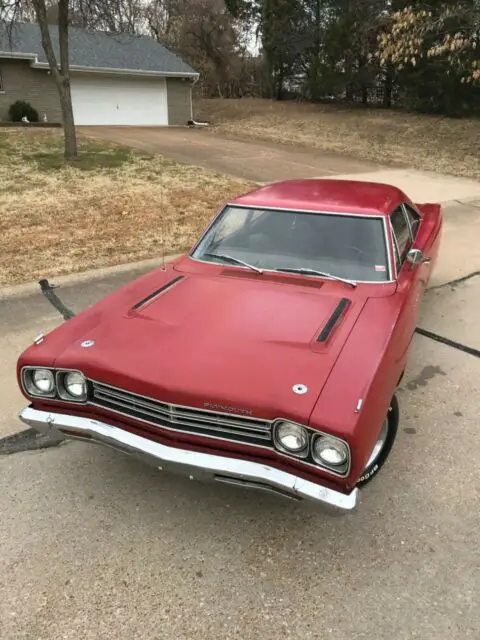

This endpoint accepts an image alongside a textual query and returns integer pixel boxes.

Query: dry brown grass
[0,129,251,286]
[197,98,480,179]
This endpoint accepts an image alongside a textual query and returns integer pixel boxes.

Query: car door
[390,204,424,365]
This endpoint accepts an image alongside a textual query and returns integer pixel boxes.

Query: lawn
[0,129,251,286]
[196,98,480,179]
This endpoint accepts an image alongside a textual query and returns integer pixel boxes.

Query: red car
[17,179,442,512]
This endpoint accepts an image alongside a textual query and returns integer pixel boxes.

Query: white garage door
[71,75,168,126]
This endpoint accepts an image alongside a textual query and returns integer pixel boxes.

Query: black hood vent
[317,298,350,342]
[131,275,184,311]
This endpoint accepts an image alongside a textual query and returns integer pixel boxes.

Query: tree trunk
[58,78,77,157]
[383,62,393,108]
[33,0,77,159]
[57,0,77,158]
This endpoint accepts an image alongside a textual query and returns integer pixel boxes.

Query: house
[0,23,198,126]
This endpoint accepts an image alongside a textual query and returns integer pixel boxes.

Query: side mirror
[406,248,431,267]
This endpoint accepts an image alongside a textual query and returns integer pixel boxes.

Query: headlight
[32,369,55,393]
[23,368,55,397]
[312,436,349,468]
[274,421,309,457]
[58,371,87,401]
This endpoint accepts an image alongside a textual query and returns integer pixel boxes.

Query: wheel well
[397,370,405,386]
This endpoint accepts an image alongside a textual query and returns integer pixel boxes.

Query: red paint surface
[231,179,417,215]
[17,180,442,493]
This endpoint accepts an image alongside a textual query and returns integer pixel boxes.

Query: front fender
[309,296,404,485]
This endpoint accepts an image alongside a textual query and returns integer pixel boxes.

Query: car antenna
[160,173,166,271]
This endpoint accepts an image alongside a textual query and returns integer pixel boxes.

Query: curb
[0,254,182,301]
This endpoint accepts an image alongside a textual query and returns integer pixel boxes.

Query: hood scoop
[131,275,184,312]
[316,298,350,342]
[220,268,324,289]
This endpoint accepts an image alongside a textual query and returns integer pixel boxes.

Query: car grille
[90,381,273,447]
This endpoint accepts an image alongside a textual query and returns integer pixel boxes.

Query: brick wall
[166,78,193,125]
[0,59,62,123]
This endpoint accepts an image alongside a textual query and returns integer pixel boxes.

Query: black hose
[415,327,480,358]
[39,279,76,321]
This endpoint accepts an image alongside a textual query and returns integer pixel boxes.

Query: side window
[403,204,420,240]
[390,206,411,269]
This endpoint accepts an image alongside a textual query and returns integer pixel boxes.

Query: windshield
[192,206,390,282]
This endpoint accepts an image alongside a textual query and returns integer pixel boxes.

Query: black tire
[357,394,399,488]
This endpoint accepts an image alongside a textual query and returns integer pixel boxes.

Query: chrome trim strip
[90,379,270,427]
[19,406,358,512]
[389,221,401,276]
[93,389,271,434]
[401,203,414,240]
[90,380,272,446]
[227,203,387,217]
[189,204,394,284]
[91,397,272,440]
[89,401,276,450]
[382,216,395,281]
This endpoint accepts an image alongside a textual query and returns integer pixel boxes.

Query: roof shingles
[0,22,197,76]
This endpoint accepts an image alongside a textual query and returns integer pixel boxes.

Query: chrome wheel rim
[365,417,389,468]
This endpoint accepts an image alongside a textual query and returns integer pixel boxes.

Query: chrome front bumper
[19,406,358,512]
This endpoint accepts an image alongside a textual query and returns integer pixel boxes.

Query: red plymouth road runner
[17,179,442,512]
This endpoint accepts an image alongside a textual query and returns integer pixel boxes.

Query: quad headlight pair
[22,368,87,402]
[274,420,349,474]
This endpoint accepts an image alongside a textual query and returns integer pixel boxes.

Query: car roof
[229,179,410,216]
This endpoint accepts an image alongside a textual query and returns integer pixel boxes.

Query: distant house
[0,23,198,126]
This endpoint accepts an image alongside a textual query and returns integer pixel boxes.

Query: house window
[0,67,4,92]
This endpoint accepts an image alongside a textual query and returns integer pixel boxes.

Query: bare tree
[72,0,145,33]
[1,0,77,158]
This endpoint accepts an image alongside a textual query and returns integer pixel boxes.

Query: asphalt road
[1,267,479,639]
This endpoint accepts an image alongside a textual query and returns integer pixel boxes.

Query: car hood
[53,272,371,424]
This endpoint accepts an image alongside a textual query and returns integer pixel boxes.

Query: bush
[8,100,39,123]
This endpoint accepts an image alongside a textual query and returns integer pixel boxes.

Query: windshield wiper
[276,267,357,288]
[203,253,263,274]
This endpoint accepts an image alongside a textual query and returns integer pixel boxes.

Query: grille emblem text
[204,402,253,416]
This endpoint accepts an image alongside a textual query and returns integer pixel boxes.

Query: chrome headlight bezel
[312,435,350,475]
[21,367,88,404]
[272,418,351,477]
[56,370,87,403]
[273,420,309,458]
[22,367,56,398]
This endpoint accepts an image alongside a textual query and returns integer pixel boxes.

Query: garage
[71,75,169,126]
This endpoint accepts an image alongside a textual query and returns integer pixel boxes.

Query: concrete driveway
[1,131,480,639]
[81,125,381,182]
[81,126,480,204]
